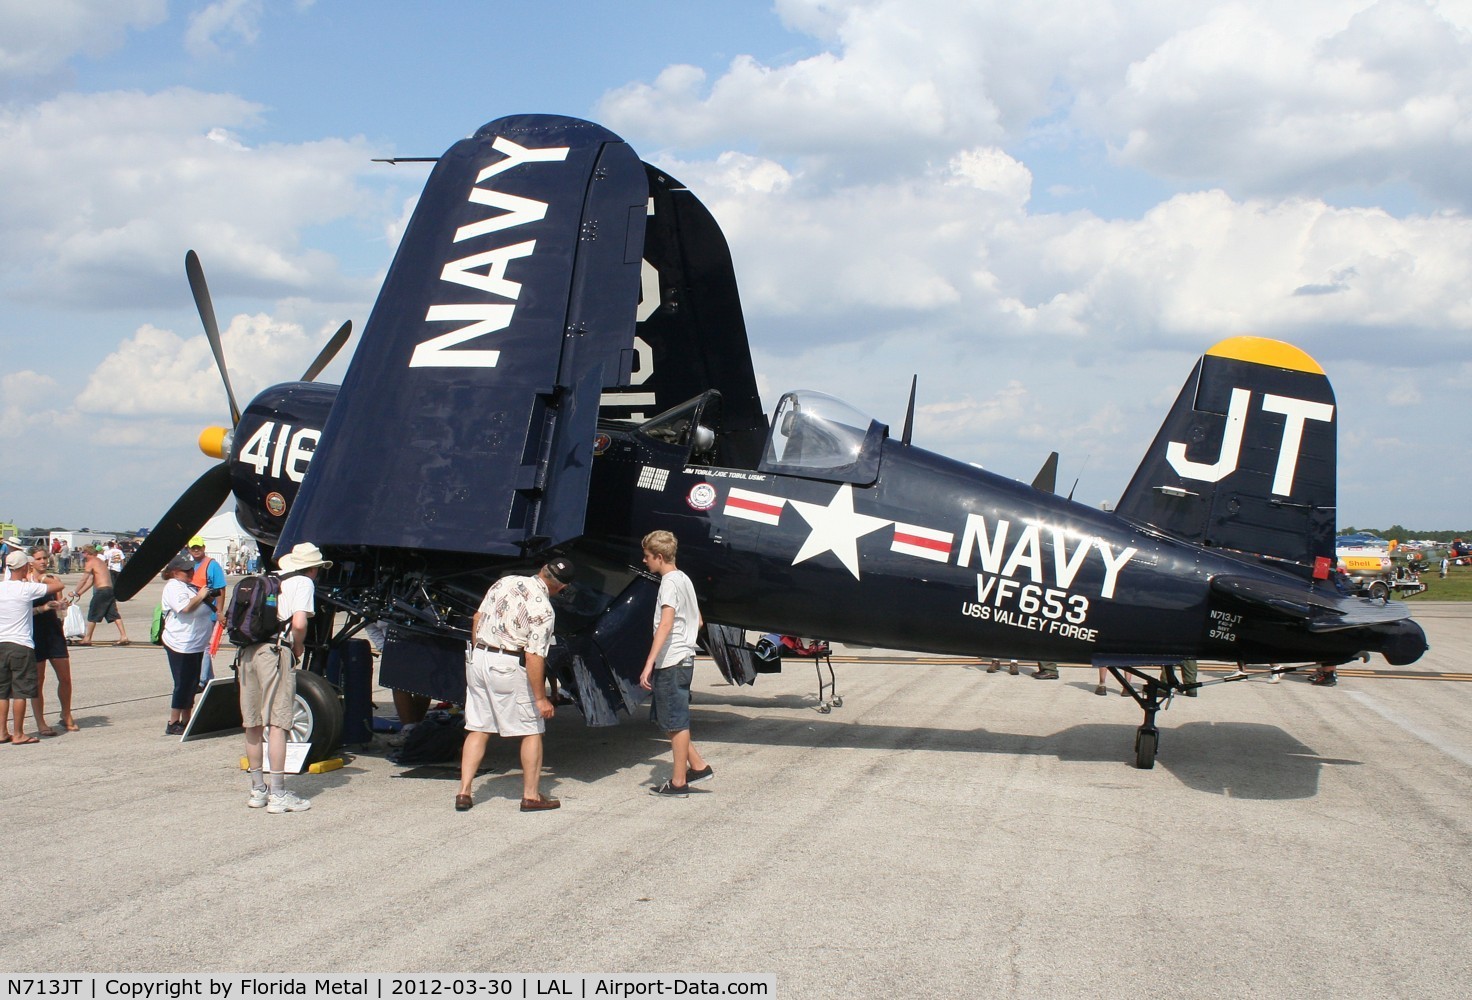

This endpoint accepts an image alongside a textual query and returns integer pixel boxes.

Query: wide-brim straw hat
[277,542,333,573]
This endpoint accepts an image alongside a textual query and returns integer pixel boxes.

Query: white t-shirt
[652,569,701,669]
[161,579,213,653]
[275,574,315,639]
[106,547,124,574]
[0,580,48,647]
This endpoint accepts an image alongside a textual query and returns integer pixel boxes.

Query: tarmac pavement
[4,577,1471,998]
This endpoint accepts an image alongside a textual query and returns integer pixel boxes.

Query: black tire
[1368,581,1390,603]
[1134,729,1157,770]
[290,671,343,765]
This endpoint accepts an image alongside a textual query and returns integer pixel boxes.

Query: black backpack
[224,571,299,647]
[386,711,467,765]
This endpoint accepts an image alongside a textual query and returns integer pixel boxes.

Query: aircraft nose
[198,426,232,459]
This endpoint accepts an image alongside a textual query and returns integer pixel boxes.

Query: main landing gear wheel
[290,671,344,766]
[1134,728,1158,770]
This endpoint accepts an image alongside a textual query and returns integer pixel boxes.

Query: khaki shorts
[238,642,297,730]
[0,642,38,699]
[464,647,544,737]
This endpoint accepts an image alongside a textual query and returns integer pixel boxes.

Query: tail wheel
[290,671,343,765]
[1134,728,1158,770]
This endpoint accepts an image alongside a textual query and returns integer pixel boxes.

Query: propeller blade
[185,250,242,427]
[300,319,352,382]
[114,463,233,601]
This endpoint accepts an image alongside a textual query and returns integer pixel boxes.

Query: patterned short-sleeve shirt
[475,574,555,657]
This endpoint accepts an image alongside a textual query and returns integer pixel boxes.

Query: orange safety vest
[191,557,216,589]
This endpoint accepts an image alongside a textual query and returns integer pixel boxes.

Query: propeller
[114,463,233,601]
[301,319,351,382]
[119,252,352,599]
[185,249,242,427]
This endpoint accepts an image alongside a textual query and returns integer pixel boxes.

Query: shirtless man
[71,545,130,646]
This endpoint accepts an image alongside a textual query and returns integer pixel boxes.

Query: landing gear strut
[1109,661,1255,768]
[1110,665,1180,769]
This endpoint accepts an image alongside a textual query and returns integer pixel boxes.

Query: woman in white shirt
[160,557,214,736]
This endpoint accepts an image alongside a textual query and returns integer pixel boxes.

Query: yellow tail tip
[1205,336,1324,375]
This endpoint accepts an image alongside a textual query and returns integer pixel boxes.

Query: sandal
[10,735,40,745]
[37,728,58,738]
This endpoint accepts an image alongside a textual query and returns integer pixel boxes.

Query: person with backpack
[158,558,213,736]
[239,542,330,815]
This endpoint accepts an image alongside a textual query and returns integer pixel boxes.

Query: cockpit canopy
[758,390,885,485]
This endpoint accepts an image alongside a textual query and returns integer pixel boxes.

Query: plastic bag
[64,604,85,639]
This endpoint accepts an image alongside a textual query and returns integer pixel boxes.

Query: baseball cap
[165,557,195,574]
[5,550,29,570]
[544,556,576,586]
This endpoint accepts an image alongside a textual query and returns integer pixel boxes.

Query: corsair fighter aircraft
[117,114,1427,769]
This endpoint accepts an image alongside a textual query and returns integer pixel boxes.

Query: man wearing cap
[239,542,331,814]
[456,558,574,813]
[1,550,65,744]
[188,538,227,686]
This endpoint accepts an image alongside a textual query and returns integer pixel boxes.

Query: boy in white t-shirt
[639,530,712,796]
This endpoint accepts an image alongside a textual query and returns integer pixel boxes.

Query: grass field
[1400,564,1472,601]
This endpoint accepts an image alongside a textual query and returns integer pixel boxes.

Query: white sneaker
[247,786,269,809]
[266,791,312,814]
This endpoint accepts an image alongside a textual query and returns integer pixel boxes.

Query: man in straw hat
[240,542,331,814]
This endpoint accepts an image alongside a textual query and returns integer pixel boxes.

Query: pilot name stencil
[410,135,571,369]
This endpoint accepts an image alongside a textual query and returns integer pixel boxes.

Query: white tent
[196,510,254,568]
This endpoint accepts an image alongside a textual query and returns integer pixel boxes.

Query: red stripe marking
[727,495,782,516]
[893,531,951,552]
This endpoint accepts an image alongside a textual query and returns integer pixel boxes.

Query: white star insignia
[788,484,891,580]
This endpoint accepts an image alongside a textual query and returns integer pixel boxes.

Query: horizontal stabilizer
[1210,575,1410,630]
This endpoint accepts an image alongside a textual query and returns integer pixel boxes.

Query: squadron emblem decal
[687,483,717,510]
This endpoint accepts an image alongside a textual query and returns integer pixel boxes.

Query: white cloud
[0,88,397,306]
[77,313,332,420]
[185,0,264,59]
[1098,0,1472,203]
[0,0,165,79]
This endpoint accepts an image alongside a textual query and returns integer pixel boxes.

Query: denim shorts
[650,658,694,733]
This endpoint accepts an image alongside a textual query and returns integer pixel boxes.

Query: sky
[3,0,1471,534]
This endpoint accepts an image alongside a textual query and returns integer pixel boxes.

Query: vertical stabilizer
[1115,337,1336,569]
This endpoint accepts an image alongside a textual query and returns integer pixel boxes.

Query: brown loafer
[454,794,473,812]
[520,796,560,812]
